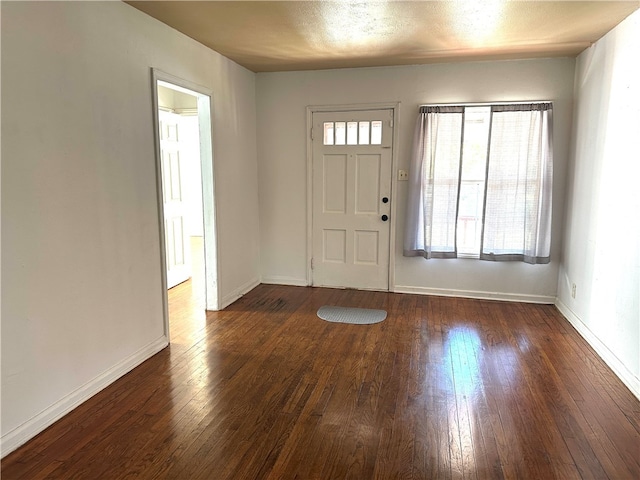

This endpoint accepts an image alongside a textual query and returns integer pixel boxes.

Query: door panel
[323,155,347,213]
[323,229,347,263]
[312,109,393,291]
[355,154,381,214]
[160,110,192,289]
[354,230,379,265]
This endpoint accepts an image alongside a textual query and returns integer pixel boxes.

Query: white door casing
[311,109,394,291]
[159,110,192,288]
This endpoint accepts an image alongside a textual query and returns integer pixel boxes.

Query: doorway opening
[152,70,218,341]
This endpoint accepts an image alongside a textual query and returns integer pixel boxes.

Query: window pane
[457,181,484,256]
[430,112,464,254]
[323,122,334,145]
[371,121,382,144]
[335,122,346,145]
[358,121,370,144]
[347,122,358,145]
[482,107,552,259]
[461,107,491,180]
[457,107,490,256]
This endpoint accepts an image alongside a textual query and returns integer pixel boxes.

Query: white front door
[311,109,394,291]
[159,110,192,288]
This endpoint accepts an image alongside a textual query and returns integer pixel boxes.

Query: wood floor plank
[2,283,639,480]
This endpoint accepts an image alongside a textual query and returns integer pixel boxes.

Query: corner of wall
[218,276,261,310]
[1,336,169,458]
[555,299,640,400]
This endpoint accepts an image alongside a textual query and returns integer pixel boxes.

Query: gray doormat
[317,305,387,325]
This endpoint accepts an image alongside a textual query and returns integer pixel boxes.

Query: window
[403,103,553,264]
[323,120,382,145]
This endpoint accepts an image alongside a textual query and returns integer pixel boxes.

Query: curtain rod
[419,101,553,107]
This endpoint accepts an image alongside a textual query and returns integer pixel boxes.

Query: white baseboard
[261,275,309,287]
[219,276,261,310]
[555,300,640,400]
[393,285,555,304]
[1,336,169,458]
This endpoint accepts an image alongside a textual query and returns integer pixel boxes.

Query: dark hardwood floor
[2,279,639,479]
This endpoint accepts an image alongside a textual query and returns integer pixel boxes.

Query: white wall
[257,58,575,302]
[557,10,640,397]
[1,1,259,454]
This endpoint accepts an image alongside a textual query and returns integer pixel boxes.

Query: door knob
[382,197,389,203]
[381,215,389,221]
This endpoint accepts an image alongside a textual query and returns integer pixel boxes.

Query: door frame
[306,102,400,291]
[151,68,220,341]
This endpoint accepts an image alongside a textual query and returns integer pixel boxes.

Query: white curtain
[480,104,553,263]
[404,103,553,264]
[403,106,464,258]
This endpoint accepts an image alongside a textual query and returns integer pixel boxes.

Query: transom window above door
[323,120,383,146]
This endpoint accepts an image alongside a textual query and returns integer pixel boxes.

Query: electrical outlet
[571,283,576,299]
[398,169,408,181]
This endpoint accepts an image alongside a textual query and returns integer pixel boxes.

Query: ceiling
[126,1,640,72]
